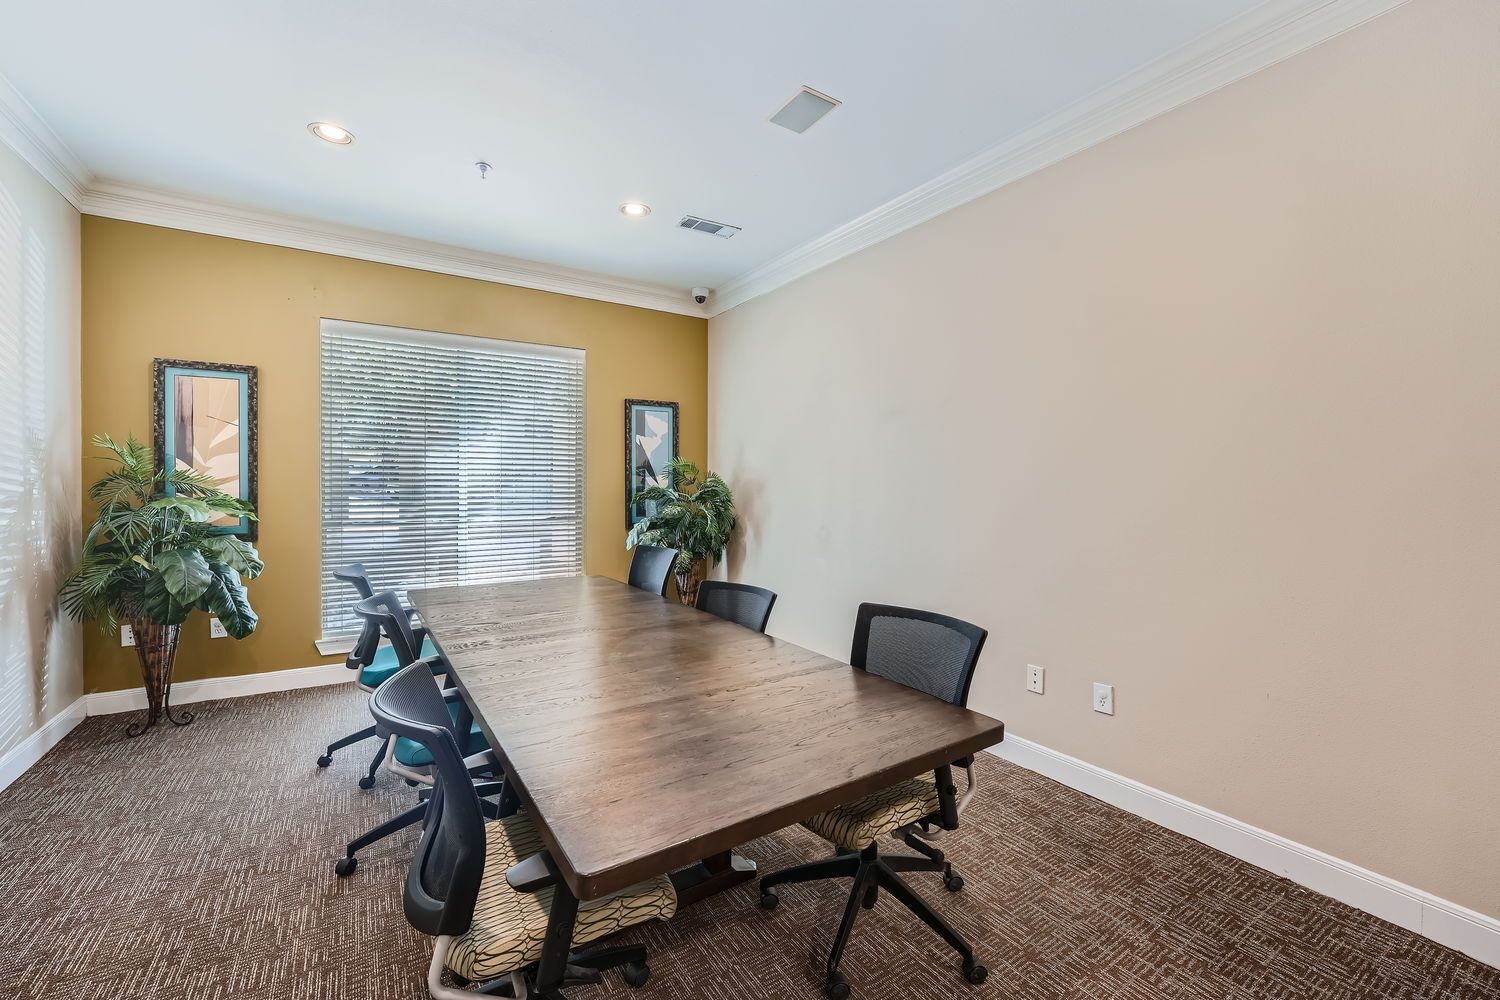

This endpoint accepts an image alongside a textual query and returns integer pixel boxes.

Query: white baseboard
[0,697,88,793]
[85,661,355,716]
[993,734,1500,970]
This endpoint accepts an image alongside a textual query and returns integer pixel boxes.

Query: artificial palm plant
[60,434,263,735]
[626,458,736,605]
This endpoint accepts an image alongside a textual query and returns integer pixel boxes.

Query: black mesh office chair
[695,581,777,633]
[758,604,990,999]
[316,564,440,789]
[333,593,494,877]
[626,544,677,597]
[372,660,676,999]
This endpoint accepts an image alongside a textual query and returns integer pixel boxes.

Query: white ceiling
[3,1,1277,296]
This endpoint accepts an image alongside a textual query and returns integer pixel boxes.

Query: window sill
[315,637,358,657]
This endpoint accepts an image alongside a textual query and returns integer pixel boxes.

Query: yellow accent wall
[81,217,707,693]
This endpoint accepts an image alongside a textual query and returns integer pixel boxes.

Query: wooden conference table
[410,576,1005,903]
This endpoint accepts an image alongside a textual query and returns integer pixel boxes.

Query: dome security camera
[691,287,710,305]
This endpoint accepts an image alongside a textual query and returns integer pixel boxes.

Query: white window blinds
[319,320,585,639]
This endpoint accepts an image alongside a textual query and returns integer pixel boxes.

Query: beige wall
[0,139,82,763]
[709,0,1499,917]
[82,218,707,693]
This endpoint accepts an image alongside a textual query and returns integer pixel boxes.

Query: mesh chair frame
[694,581,778,633]
[316,564,391,780]
[758,603,992,997]
[373,662,651,1000]
[626,544,678,597]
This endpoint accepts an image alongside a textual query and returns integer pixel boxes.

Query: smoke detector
[678,215,741,239]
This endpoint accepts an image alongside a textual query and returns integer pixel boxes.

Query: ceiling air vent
[770,86,842,133]
[678,215,742,239]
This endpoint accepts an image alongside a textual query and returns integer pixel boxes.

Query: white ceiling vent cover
[769,87,842,133]
[678,215,742,239]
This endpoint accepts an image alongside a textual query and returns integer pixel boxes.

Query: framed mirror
[153,358,259,540]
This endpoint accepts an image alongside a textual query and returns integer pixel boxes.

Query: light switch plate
[1093,682,1114,715]
[1027,664,1045,694]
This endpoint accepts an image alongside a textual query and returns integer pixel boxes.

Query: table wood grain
[410,576,1005,901]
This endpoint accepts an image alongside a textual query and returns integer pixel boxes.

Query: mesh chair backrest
[352,591,423,667]
[368,662,486,938]
[696,581,778,633]
[627,544,678,596]
[334,564,380,667]
[850,604,988,707]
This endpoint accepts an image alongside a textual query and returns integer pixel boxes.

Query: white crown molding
[81,181,707,318]
[994,734,1500,970]
[0,69,91,209]
[0,697,88,793]
[708,0,1411,316]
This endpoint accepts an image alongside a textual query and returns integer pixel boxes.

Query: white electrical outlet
[1093,682,1114,715]
[119,624,135,647]
[209,617,228,639]
[1026,664,1045,695]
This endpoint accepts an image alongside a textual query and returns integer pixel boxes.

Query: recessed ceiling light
[619,202,652,218]
[308,122,354,145]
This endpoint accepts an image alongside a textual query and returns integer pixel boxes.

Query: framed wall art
[625,398,678,528]
[153,358,259,540]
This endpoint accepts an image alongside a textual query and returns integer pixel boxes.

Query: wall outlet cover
[119,624,135,647]
[1027,664,1045,694]
[1093,682,1114,715]
[209,617,228,639]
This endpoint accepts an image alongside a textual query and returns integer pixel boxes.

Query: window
[319,320,585,640]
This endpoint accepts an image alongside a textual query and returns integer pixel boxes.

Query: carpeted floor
[0,685,1496,1000]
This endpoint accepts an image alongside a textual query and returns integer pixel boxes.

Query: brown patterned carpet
[0,685,1496,1000]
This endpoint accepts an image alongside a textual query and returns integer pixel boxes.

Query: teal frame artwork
[625,399,678,528]
[153,358,259,540]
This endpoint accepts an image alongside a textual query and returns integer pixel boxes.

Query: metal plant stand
[126,620,195,737]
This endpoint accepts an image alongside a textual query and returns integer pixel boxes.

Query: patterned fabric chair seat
[446,814,678,984]
[801,772,939,852]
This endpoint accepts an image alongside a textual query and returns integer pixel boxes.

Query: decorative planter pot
[127,619,194,737]
[674,562,704,607]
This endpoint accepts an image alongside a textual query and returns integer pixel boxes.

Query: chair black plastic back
[352,592,424,667]
[334,564,380,668]
[695,581,778,633]
[627,544,678,597]
[369,661,487,937]
[850,604,988,707]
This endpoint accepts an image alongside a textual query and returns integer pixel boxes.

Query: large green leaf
[155,548,213,602]
[200,536,264,579]
[142,573,193,625]
[147,496,218,521]
[196,561,258,638]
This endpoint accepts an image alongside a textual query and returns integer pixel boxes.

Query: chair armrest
[506,851,560,893]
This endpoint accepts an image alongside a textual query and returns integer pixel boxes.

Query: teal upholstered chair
[333,590,496,876]
[316,564,441,788]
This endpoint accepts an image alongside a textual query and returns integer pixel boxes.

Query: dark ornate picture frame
[152,358,259,540]
[625,398,678,528]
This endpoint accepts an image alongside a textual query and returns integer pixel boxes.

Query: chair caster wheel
[963,961,988,985]
[621,961,650,988]
[824,973,850,999]
[316,754,333,768]
[945,873,965,892]
[759,890,780,910]
[334,856,357,877]
[357,775,376,790]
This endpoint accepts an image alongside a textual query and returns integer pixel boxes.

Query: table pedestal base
[671,850,757,906]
